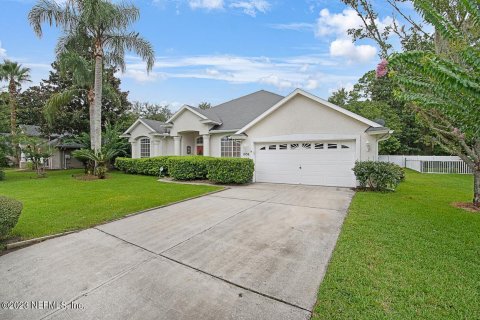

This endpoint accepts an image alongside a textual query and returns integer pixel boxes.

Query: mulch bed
[72,174,103,181]
[452,202,480,213]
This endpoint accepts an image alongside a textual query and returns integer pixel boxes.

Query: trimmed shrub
[0,196,23,238]
[115,157,170,176]
[353,161,405,191]
[167,156,214,180]
[207,158,254,184]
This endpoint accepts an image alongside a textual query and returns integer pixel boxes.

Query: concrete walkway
[0,183,354,320]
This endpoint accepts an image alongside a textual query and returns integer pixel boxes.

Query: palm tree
[0,60,31,167]
[29,0,155,153]
[0,60,31,135]
[44,51,121,144]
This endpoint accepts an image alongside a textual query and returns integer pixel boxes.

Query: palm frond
[28,0,70,37]
[58,51,93,87]
[44,89,77,124]
[105,32,155,71]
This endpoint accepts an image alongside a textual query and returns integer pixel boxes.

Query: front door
[196,146,204,155]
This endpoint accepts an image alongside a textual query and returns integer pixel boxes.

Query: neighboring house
[18,125,84,170]
[122,89,392,187]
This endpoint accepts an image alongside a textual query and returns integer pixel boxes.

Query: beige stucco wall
[242,95,379,161]
[126,94,380,161]
[169,109,211,136]
[128,122,166,159]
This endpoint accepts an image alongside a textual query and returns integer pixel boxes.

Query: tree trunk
[474,167,480,208]
[88,88,95,150]
[92,45,103,154]
[9,79,16,135]
[8,79,20,167]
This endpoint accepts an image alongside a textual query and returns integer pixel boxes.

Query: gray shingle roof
[141,118,170,134]
[19,124,42,137]
[196,90,285,131]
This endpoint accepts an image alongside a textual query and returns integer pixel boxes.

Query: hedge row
[115,156,170,176]
[206,158,254,184]
[115,156,254,184]
[0,196,23,238]
[167,156,214,180]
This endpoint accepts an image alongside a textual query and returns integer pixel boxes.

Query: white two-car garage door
[255,140,357,187]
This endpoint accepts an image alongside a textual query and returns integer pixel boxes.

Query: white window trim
[140,137,151,158]
[221,136,241,158]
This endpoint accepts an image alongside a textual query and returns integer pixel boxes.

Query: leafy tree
[328,88,352,107]
[0,93,10,134]
[341,0,435,57]
[384,0,480,207]
[198,102,212,110]
[129,102,173,123]
[329,71,437,155]
[20,136,52,178]
[0,60,31,166]
[0,135,12,167]
[345,101,403,154]
[17,61,131,137]
[29,0,155,153]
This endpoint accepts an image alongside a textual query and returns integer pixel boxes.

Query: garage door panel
[255,140,356,187]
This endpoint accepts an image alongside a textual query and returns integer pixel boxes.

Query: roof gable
[167,105,209,123]
[122,118,169,136]
[236,89,382,134]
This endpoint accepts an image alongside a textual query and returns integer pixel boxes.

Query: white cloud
[188,0,224,10]
[268,22,314,31]
[120,53,358,92]
[329,38,377,62]
[120,69,165,82]
[314,8,392,62]
[316,8,393,38]
[230,0,270,17]
[0,41,6,58]
[305,79,319,90]
[328,81,355,95]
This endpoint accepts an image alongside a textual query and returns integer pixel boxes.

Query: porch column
[131,141,138,158]
[174,136,181,155]
[203,134,210,156]
[153,139,161,157]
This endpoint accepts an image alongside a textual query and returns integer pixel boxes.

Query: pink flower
[376,59,388,78]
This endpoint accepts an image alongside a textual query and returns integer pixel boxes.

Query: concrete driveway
[0,183,354,320]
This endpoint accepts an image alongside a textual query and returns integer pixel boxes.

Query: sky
[0,0,415,110]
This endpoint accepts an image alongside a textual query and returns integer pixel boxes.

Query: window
[140,137,151,158]
[302,143,311,149]
[315,143,324,149]
[290,143,299,150]
[196,136,204,145]
[341,144,350,149]
[268,145,277,150]
[221,137,241,157]
[259,146,266,150]
[328,143,338,149]
[279,144,287,150]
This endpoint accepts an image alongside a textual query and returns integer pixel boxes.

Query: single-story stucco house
[18,124,84,170]
[122,89,392,187]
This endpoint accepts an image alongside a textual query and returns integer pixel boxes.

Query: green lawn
[0,169,221,240]
[314,171,480,319]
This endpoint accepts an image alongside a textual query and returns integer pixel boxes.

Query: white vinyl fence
[379,155,472,174]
